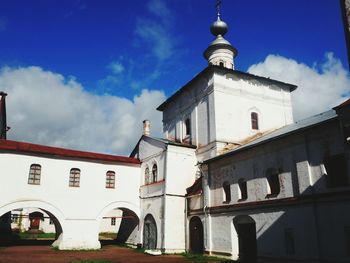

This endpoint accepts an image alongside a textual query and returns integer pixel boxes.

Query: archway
[189,216,204,253]
[0,201,64,247]
[233,215,257,263]
[143,214,157,249]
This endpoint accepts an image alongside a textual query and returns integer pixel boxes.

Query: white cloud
[108,61,125,74]
[0,66,166,155]
[248,53,350,120]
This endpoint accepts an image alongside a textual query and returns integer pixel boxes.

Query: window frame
[238,178,248,200]
[152,164,158,183]
[28,164,41,185]
[144,166,150,185]
[69,168,81,187]
[111,217,116,226]
[251,112,259,130]
[106,170,115,189]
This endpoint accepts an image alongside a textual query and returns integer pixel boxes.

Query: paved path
[0,245,191,263]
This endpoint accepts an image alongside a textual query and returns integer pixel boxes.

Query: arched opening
[251,112,259,130]
[99,207,139,246]
[189,216,204,254]
[223,181,231,203]
[266,168,281,197]
[152,164,158,183]
[143,214,157,249]
[233,215,257,263]
[0,207,63,246]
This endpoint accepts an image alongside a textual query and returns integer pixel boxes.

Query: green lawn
[18,232,55,239]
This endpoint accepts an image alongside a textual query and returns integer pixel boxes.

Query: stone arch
[0,200,65,246]
[189,216,204,253]
[96,201,140,244]
[233,215,257,263]
[143,214,157,249]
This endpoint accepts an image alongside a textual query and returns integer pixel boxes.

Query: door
[189,216,204,253]
[236,222,257,263]
[29,212,43,230]
[143,214,157,249]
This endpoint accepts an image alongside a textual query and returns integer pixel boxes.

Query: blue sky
[0,0,347,98]
[0,0,349,155]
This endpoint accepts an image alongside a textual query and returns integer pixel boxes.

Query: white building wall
[0,152,140,249]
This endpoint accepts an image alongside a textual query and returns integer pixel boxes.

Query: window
[145,167,150,185]
[69,168,80,187]
[106,171,115,188]
[223,181,231,203]
[238,178,248,200]
[185,118,191,137]
[152,164,158,183]
[251,112,259,130]
[266,168,281,196]
[324,154,348,188]
[219,61,224,67]
[111,217,116,226]
[285,228,295,255]
[11,214,18,223]
[49,218,54,225]
[28,164,41,185]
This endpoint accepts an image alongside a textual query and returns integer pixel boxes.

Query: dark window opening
[285,228,295,255]
[219,61,224,67]
[267,169,281,197]
[152,164,158,183]
[324,154,348,188]
[69,168,80,187]
[185,118,191,137]
[111,217,116,226]
[251,112,259,130]
[223,181,231,203]
[238,178,248,200]
[106,171,115,188]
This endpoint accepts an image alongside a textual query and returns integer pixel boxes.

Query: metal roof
[204,109,338,164]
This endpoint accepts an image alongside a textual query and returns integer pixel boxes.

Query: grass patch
[69,261,111,263]
[18,232,55,239]
[180,253,236,262]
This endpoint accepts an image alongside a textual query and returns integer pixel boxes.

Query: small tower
[203,0,237,69]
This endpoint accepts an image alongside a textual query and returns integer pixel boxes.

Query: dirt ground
[0,245,192,263]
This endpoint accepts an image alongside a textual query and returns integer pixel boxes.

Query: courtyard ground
[0,244,232,263]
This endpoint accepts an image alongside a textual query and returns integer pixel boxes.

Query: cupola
[203,1,237,69]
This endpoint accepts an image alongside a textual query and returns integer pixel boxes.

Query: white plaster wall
[213,73,294,145]
[0,152,141,249]
[99,209,122,233]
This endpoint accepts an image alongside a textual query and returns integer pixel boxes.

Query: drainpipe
[161,146,168,251]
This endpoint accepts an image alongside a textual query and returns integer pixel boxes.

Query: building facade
[0,3,349,263]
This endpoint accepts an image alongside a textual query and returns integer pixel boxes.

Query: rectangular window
[106,171,115,188]
[28,164,41,185]
[324,154,348,188]
[69,168,80,187]
[285,228,295,255]
[111,217,116,226]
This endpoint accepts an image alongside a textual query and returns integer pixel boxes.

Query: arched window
[106,170,115,189]
[223,181,231,203]
[219,61,224,67]
[251,112,259,130]
[266,168,280,196]
[28,164,41,185]
[145,167,150,185]
[152,164,158,183]
[69,168,80,187]
[238,178,248,200]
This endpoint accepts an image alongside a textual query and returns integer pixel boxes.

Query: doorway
[189,216,204,253]
[143,214,157,249]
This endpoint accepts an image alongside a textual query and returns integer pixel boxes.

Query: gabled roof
[0,139,140,165]
[204,109,338,164]
[157,65,297,111]
[129,135,196,158]
[333,98,350,110]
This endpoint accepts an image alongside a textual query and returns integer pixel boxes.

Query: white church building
[0,4,349,263]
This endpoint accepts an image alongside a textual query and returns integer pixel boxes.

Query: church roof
[203,109,338,164]
[157,65,297,111]
[0,139,141,165]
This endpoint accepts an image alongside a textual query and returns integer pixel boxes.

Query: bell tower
[203,0,237,69]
